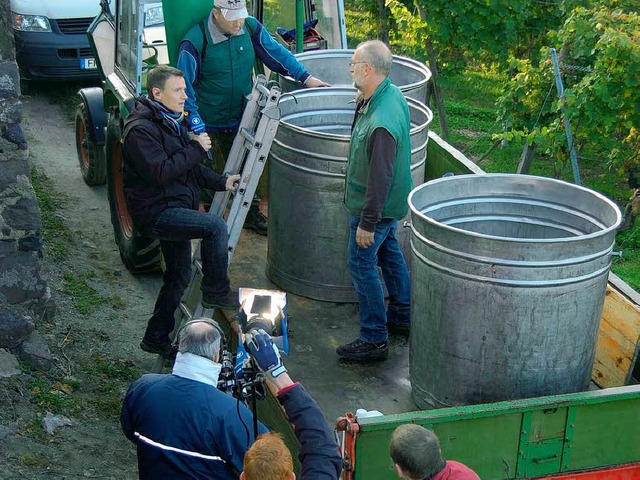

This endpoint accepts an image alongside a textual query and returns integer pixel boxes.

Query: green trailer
[344,385,640,479]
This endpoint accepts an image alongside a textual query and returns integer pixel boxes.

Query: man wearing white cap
[177,0,329,235]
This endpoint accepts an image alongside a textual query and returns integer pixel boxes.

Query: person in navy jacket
[122,321,342,479]
[121,319,268,479]
[242,329,342,480]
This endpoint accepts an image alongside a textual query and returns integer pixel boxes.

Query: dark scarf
[149,98,185,135]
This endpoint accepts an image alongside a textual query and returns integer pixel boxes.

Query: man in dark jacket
[122,65,240,359]
[176,0,329,235]
[121,320,342,480]
[242,329,342,480]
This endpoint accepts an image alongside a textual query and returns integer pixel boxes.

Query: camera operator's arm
[245,330,342,480]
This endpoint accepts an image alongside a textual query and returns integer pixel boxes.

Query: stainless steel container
[408,174,622,408]
[267,87,432,302]
[278,49,432,102]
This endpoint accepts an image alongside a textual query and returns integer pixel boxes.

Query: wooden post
[417,6,449,140]
[516,143,536,174]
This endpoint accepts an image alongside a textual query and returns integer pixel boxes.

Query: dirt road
[0,84,160,479]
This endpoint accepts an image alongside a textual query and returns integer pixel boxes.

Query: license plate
[80,57,97,70]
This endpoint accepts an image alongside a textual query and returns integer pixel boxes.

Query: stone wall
[0,0,53,372]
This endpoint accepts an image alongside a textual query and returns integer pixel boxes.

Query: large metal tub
[267,87,432,302]
[408,174,622,408]
[278,49,432,102]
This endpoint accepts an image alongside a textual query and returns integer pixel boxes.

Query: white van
[10,0,105,80]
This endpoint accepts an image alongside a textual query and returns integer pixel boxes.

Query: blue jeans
[144,208,230,343]
[348,216,411,344]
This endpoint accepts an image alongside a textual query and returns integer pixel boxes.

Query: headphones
[173,317,227,357]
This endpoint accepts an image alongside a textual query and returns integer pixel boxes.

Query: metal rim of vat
[408,173,622,245]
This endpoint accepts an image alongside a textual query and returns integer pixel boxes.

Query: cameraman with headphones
[121,320,341,480]
[121,318,268,479]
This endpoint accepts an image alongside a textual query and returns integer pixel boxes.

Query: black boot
[243,198,268,235]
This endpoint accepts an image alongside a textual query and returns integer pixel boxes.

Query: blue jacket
[278,383,343,479]
[177,12,310,131]
[121,353,268,479]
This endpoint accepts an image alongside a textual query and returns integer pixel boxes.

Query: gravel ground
[0,83,161,480]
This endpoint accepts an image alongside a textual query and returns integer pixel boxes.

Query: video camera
[216,288,289,402]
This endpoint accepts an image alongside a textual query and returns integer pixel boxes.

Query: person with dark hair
[121,318,269,479]
[390,424,480,480]
[336,40,412,362]
[176,0,330,235]
[242,329,342,480]
[122,64,240,360]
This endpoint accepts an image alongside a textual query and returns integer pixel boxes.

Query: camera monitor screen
[250,295,272,315]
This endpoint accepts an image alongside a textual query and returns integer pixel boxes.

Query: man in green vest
[177,0,329,235]
[337,40,412,362]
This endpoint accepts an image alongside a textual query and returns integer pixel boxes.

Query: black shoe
[140,338,177,361]
[336,339,388,361]
[202,289,240,310]
[243,204,268,236]
[387,322,410,337]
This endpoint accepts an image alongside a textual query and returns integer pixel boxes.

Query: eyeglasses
[348,61,368,67]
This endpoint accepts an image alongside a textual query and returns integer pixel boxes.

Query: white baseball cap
[215,0,249,21]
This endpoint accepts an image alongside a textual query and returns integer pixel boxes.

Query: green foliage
[20,452,52,468]
[83,354,139,381]
[260,0,294,35]
[496,6,640,186]
[404,0,568,71]
[345,8,379,47]
[28,378,78,415]
[60,272,107,314]
[612,223,640,291]
[80,354,140,419]
[385,0,428,60]
[429,71,524,172]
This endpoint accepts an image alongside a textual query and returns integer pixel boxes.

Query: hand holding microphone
[193,132,211,152]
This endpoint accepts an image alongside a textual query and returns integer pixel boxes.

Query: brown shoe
[140,338,177,360]
[202,289,240,310]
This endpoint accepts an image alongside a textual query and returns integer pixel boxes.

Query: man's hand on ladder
[225,175,241,192]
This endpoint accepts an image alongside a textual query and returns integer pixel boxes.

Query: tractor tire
[75,101,107,186]
[105,112,162,274]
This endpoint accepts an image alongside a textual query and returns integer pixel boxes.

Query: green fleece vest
[184,17,258,127]
[345,78,412,219]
